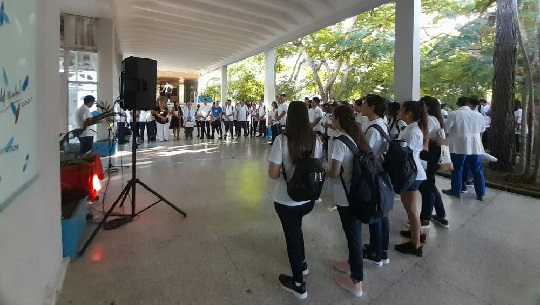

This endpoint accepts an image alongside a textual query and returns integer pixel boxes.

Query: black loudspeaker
[120,56,157,110]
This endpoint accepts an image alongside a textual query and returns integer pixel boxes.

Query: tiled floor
[58,136,540,305]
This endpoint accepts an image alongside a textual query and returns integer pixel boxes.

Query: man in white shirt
[275,93,289,134]
[442,96,486,201]
[223,99,235,138]
[257,99,267,137]
[75,95,97,154]
[236,100,249,137]
[479,99,491,149]
[199,99,212,139]
[309,97,324,135]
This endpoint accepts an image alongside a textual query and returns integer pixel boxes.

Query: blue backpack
[335,135,394,224]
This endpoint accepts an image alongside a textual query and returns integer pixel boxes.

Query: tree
[490,0,519,172]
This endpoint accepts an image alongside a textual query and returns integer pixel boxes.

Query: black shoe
[302,261,309,276]
[395,241,423,257]
[278,274,307,299]
[442,189,461,198]
[420,219,431,229]
[200,137,205,140]
[400,230,427,243]
[381,251,390,264]
[477,195,484,201]
[431,215,449,229]
[362,248,383,267]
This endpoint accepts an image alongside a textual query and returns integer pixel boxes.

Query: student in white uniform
[268,101,322,300]
[114,102,128,144]
[223,100,235,138]
[275,93,289,133]
[75,95,97,154]
[269,101,280,145]
[154,97,170,142]
[353,99,369,132]
[257,100,267,137]
[479,99,491,149]
[514,99,523,153]
[309,97,324,135]
[418,96,448,229]
[236,100,249,137]
[395,101,428,257]
[199,99,212,139]
[442,96,486,200]
[183,102,196,140]
[326,105,371,297]
[361,94,390,266]
[385,102,407,140]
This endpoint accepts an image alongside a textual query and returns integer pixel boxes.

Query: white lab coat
[445,106,485,155]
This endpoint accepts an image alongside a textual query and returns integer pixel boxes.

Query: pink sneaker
[332,260,350,274]
[334,274,363,297]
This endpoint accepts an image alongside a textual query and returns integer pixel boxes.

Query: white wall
[0,0,63,304]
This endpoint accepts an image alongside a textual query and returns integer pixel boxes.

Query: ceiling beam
[152,0,287,31]
[250,0,314,18]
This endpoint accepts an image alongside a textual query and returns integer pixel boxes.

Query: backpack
[281,136,326,202]
[367,124,417,194]
[335,135,394,224]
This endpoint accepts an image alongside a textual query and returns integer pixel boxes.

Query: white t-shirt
[322,113,337,137]
[114,103,126,123]
[199,103,212,121]
[398,122,427,181]
[278,102,289,125]
[480,105,491,127]
[75,105,96,137]
[364,118,389,158]
[427,115,445,140]
[331,132,355,206]
[237,105,248,121]
[309,106,324,132]
[269,135,323,206]
[356,114,369,132]
[258,105,266,119]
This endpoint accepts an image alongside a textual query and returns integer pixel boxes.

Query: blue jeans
[450,154,486,196]
[337,206,363,282]
[368,216,389,255]
[274,201,315,283]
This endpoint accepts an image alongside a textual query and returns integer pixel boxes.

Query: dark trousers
[196,120,201,136]
[250,120,258,136]
[419,142,445,220]
[337,206,363,282]
[184,127,194,139]
[211,121,222,138]
[259,119,267,136]
[201,121,210,138]
[274,201,315,283]
[148,121,156,141]
[450,153,486,196]
[368,216,389,255]
[139,122,147,141]
[224,121,234,136]
[116,122,127,143]
[79,136,93,154]
[237,121,248,137]
[131,122,139,139]
[482,127,490,150]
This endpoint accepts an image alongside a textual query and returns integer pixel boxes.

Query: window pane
[68,83,97,139]
[77,51,98,82]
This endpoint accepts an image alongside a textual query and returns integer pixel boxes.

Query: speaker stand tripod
[79,114,187,256]
[104,124,129,175]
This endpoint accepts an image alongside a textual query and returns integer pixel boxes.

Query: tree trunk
[517,17,533,173]
[490,0,518,172]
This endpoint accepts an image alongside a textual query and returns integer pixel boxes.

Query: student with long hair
[386,102,407,140]
[268,101,322,300]
[361,94,390,266]
[418,96,448,229]
[269,101,279,145]
[327,105,371,297]
[395,101,428,257]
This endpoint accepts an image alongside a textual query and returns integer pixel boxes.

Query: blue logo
[0,2,10,27]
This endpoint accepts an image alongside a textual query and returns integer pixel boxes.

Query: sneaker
[334,274,363,297]
[302,261,309,276]
[431,215,449,229]
[362,249,383,267]
[332,260,350,274]
[399,230,427,243]
[476,195,484,201]
[381,251,390,264]
[278,274,307,299]
[442,189,461,199]
[394,241,423,257]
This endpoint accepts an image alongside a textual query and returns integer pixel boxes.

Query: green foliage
[227,54,264,101]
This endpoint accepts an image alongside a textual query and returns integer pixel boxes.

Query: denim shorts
[402,180,423,192]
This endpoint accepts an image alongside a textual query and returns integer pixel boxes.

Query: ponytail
[333,105,370,153]
[402,100,428,146]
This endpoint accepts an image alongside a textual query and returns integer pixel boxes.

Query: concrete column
[97,18,115,140]
[264,48,276,107]
[394,0,421,102]
[221,65,228,105]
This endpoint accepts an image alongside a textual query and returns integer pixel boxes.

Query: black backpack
[367,124,417,194]
[281,137,326,202]
[335,135,394,224]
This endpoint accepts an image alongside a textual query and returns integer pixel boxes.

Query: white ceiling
[92,0,391,74]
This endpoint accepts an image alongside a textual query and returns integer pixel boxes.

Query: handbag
[438,145,453,172]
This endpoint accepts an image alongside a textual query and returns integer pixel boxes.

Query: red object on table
[60,153,104,201]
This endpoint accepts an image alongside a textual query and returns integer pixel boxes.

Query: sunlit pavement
[58,136,540,305]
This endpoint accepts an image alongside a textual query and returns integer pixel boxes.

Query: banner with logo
[0,0,38,212]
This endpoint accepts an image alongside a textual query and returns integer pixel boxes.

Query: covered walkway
[58,139,540,304]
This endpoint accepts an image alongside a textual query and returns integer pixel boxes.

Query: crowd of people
[267,94,490,300]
